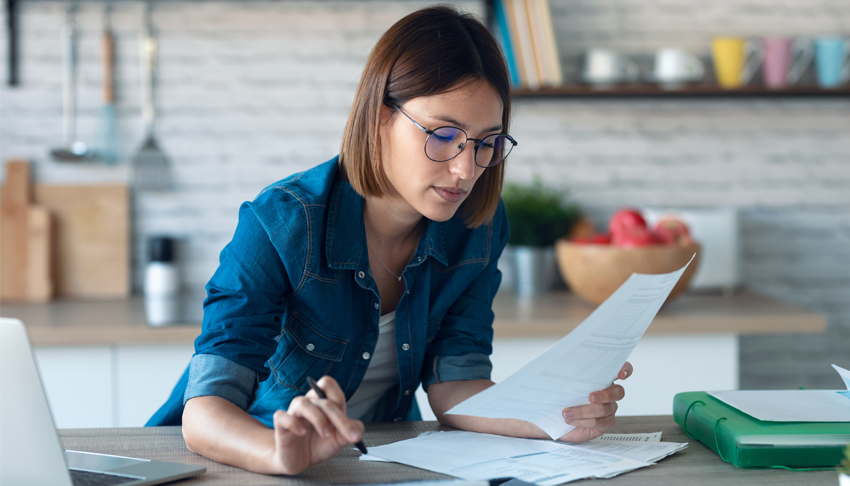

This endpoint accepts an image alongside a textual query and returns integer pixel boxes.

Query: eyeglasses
[393,104,517,169]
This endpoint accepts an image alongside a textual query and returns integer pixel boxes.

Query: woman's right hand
[268,376,365,475]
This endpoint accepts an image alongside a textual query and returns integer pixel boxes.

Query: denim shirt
[147,157,508,428]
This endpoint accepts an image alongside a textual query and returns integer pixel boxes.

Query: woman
[149,5,631,476]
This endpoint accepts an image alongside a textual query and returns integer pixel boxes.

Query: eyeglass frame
[391,103,517,169]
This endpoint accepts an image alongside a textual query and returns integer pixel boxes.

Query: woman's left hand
[557,362,633,443]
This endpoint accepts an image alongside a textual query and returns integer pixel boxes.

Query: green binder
[673,391,850,468]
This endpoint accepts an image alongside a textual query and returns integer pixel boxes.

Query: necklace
[366,237,416,282]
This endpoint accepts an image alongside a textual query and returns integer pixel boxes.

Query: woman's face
[378,80,503,223]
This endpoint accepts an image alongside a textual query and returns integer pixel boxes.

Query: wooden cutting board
[33,184,130,299]
[0,160,53,302]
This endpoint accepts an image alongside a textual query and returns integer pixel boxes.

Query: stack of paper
[361,432,687,485]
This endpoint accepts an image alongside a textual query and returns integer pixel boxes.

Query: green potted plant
[840,445,850,486]
[501,179,580,295]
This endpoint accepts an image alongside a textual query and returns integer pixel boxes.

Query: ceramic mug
[712,37,764,89]
[814,37,850,88]
[653,48,704,83]
[583,48,640,84]
[762,37,814,89]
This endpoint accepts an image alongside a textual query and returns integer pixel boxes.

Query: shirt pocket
[268,310,349,392]
[426,316,443,344]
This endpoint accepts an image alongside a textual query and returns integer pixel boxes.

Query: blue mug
[815,37,850,88]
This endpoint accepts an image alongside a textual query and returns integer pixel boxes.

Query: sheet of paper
[708,390,850,422]
[832,364,850,390]
[567,436,687,464]
[447,256,694,439]
[364,431,651,486]
[590,432,662,443]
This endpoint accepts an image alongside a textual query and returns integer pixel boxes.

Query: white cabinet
[37,335,737,428]
[34,345,194,429]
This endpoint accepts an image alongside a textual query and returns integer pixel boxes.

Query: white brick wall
[1,1,848,390]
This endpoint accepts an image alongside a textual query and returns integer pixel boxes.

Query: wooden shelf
[511,84,850,98]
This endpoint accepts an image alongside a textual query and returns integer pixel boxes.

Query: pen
[306,376,368,454]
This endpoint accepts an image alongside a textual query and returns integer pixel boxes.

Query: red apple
[612,228,654,248]
[609,209,647,237]
[591,233,611,245]
[653,218,694,247]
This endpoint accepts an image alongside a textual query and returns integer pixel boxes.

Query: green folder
[673,391,850,468]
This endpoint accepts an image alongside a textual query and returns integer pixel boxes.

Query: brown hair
[339,5,511,228]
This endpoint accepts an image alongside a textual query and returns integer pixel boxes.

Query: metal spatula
[132,1,170,191]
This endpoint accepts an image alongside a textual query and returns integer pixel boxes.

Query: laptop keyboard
[69,469,140,486]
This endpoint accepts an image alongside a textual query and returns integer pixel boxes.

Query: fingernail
[623,370,629,378]
[299,427,307,435]
[324,428,331,438]
[349,431,359,441]
[591,394,600,403]
[563,410,572,420]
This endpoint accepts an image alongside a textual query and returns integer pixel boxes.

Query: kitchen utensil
[650,48,704,85]
[762,37,813,89]
[6,0,19,86]
[555,240,700,306]
[815,37,850,88]
[582,48,639,84]
[0,160,53,303]
[51,3,94,162]
[95,3,120,165]
[712,37,763,89]
[33,184,129,299]
[132,1,170,191]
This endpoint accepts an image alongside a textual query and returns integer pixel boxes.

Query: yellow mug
[712,37,763,88]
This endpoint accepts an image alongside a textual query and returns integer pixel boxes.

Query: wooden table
[58,417,838,485]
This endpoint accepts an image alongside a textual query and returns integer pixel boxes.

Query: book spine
[508,0,539,90]
[494,0,522,87]
[525,0,548,86]
[538,0,563,86]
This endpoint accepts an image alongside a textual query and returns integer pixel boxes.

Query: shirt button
[404,389,411,396]
[416,257,422,262]
[394,417,402,422]
[406,290,410,294]
[402,343,410,351]
[358,271,365,279]
[362,352,371,360]
[374,303,379,310]
[306,343,315,351]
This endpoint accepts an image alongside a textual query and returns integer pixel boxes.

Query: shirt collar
[325,176,448,270]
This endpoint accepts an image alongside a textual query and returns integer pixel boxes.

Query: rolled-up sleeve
[185,195,299,407]
[422,201,510,389]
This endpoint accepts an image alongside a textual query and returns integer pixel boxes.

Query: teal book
[494,0,521,87]
[673,391,850,468]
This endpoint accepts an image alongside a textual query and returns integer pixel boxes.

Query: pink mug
[763,37,814,89]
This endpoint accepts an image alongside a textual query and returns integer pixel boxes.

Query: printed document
[709,364,850,422]
[447,256,694,439]
[364,431,651,485]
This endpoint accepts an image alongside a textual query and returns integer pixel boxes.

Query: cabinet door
[33,347,113,428]
[115,345,195,427]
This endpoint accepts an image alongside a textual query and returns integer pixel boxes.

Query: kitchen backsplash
[1,0,848,390]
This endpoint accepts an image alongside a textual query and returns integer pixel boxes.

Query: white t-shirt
[346,311,400,421]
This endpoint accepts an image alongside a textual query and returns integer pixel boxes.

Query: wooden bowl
[555,239,701,305]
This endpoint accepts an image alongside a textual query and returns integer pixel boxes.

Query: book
[506,0,539,90]
[494,0,521,87]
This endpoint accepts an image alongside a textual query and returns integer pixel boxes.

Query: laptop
[0,318,206,486]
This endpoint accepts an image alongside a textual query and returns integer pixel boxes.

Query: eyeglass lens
[426,128,513,168]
